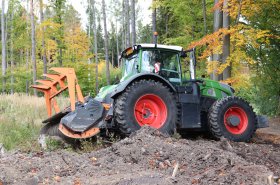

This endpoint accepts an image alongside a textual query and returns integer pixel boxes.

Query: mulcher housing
[32,43,268,142]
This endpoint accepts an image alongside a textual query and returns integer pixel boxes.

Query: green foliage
[45,137,65,151]
[0,94,45,151]
[0,122,40,151]
[1,0,279,117]
[155,0,213,45]
[246,1,280,116]
[137,21,153,43]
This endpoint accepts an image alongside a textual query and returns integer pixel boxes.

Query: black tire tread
[114,79,178,136]
[208,96,257,142]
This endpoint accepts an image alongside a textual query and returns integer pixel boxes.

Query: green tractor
[32,43,268,142]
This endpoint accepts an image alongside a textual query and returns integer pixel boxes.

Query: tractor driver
[154,57,163,74]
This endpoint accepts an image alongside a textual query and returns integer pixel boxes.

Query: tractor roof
[121,44,183,58]
[138,44,183,52]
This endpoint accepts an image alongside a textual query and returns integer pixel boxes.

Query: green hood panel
[199,78,234,99]
[95,85,117,99]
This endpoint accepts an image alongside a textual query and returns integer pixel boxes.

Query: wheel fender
[110,73,177,99]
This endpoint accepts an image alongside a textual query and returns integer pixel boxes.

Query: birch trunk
[202,0,207,35]
[26,49,29,95]
[165,14,168,35]
[91,0,99,93]
[116,19,120,67]
[122,1,125,50]
[152,7,156,43]
[40,0,47,75]
[102,0,110,85]
[131,0,136,45]
[125,0,130,47]
[1,0,6,93]
[30,0,37,96]
[25,0,29,95]
[10,8,14,94]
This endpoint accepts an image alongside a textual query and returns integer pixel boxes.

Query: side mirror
[180,51,187,58]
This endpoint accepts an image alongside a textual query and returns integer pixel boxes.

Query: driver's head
[155,57,161,63]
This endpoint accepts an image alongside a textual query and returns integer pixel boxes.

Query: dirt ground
[0,119,279,185]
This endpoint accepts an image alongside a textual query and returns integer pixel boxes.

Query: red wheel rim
[134,94,167,129]
[224,107,248,135]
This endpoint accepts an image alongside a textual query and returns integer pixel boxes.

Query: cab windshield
[141,50,181,83]
[121,53,139,80]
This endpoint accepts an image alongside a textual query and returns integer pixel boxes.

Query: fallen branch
[172,162,179,178]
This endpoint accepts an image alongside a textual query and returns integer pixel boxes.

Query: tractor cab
[120,44,183,86]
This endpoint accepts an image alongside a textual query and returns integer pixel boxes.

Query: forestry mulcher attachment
[32,44,268,142]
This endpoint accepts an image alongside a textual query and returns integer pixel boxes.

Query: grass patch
[0,93,67,151]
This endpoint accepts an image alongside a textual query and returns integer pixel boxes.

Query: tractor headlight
[219,83,235,94]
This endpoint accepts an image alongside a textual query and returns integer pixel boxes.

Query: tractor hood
[95,84,118,102]
[199,78,234,99]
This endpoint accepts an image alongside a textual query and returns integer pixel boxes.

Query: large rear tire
[114,79,178,136]
[208,96,257,142]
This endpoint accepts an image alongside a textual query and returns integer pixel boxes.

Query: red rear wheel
[134,94,167,129]
[224,107,248,135]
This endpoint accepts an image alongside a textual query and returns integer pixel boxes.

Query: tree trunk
[26,49,29,95]
[222,0,230,80]
[25,0,29,95]
[131,0,136,45]
[40,0,47,75]
[202,0,207,35]
[10,7,14,94]
[125,0,130,47]
[102,0,110,85]
[152,7,156,43]
[121,1,125,50]
[30,0,37,96]
[91,0,99,93]
[111,49,114,67]
[1,0,6,93]
[165,14,168,36]
[116,18,120,67]
[211,0,223,81]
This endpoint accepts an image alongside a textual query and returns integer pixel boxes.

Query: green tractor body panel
[95,85,117,100]
[199,78,234,99]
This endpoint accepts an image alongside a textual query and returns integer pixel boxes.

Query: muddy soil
[0,125,279,185]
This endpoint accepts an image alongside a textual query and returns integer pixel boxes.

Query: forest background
[0,0,279,116]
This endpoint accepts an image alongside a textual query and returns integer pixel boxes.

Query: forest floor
[0,118,279,185]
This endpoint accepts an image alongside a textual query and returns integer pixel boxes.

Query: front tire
[114,79,178,136]
[208,96,257,142]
